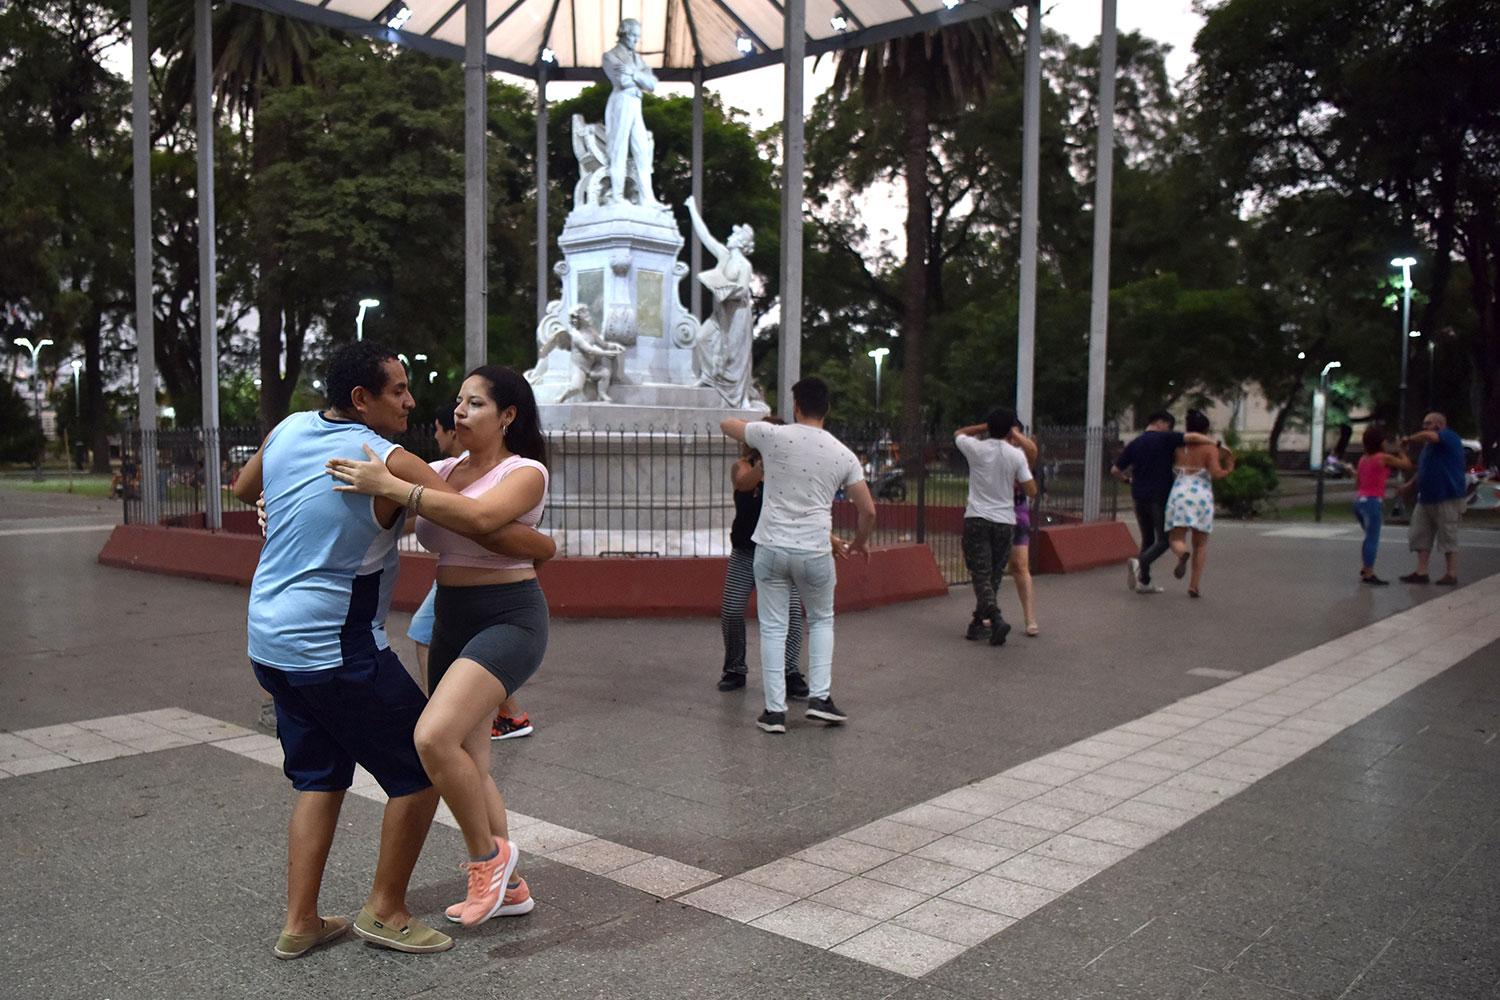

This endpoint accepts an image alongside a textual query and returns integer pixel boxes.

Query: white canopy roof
[233,0,1021,81]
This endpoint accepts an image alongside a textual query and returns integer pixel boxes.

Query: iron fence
[121,421,1119,586]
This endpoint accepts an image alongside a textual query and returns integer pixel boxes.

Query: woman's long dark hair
[471,365,547,467]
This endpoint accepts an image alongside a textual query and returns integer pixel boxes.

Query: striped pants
[721,547,804,675]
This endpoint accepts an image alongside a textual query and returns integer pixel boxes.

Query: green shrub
[1214,449,1278,518]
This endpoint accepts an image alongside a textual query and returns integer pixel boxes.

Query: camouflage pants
[963,517,1015,622]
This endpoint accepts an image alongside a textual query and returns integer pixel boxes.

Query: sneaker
[1126,558,1140,592]
[805,697,848,724]
[785,672,810,700]
[1399,572,1430,584]
[965,619,989,641]
[458,838,520,927]
[1136,584,1164,594]
[272,916,349,960]
[717,671,747,691]
[988,621,1013,646]
[256,701,278,737]
[757,710,787,733]
[491,713,533,740]
[1434,575,1458,586]
[446,875,535,924]
[352,907,453,954]
[1360,574,1390,586]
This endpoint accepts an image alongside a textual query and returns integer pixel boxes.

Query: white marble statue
[684,196,757,408]
[602,18,659,207]
[557,304,627,402]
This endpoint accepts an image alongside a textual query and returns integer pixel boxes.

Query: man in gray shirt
[721,378,876,733]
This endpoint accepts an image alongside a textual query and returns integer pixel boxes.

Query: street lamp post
[1313,360,1341,523]
[867,347,890,410]
[13,337,54,479]
[355,298,380,341]
[1390,258,1416,433]
[71,359,81,416]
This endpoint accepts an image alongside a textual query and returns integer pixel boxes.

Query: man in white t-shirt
[721,378,877,733]
[955,407,1037,646]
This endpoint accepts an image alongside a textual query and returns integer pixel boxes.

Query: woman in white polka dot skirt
[1165,409,1236,598]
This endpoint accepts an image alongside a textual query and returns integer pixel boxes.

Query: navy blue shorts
[253,648,431,797]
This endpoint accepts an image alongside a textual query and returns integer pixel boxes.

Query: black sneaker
[718,671,747,691]
[989,621,1013,647]
[785,672,810,699]
[756,711,787,733]
[965,620,989,641]
[806,697,847,724]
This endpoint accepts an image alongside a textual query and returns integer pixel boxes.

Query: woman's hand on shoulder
[327,443,404,499]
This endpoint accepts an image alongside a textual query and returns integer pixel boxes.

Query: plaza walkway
[2,488,1497,999]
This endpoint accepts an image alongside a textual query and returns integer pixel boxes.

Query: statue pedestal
[541,424,740,557]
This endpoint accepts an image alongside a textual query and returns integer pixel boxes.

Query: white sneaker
[1126,558,1140,592]
[1136,583,1164,594]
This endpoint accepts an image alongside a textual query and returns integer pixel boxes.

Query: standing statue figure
[602,18,659,207]
[684,196,756,408]
[558,304,627,403]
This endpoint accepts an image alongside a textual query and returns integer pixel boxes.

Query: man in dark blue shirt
[1112,412,1185,592]
[1399,411,1466,585]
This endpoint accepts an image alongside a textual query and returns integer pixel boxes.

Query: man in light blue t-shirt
[233,341,552,958]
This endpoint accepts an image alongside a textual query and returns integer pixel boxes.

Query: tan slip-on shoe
[352,906,454,954]
[272,915,350,960]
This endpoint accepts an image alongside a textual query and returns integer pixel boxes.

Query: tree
[0,0,133,471]
[1194,0,1500,459]
[828,17,1019,461]
[153,0,325,430]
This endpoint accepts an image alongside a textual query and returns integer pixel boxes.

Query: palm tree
[153,1,324,430]
[831,16,1017,467]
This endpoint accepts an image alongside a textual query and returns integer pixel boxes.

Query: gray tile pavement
[1,512,1498,997]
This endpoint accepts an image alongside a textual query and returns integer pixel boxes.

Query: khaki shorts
[1408,498,1464,554]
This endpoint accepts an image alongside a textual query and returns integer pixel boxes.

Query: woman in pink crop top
[1353,423,1413,586]
[329,365,550,927]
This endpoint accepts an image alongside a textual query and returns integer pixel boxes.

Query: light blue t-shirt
[247,411,406,671]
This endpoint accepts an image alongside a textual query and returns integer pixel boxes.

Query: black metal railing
[121,422,1119,586]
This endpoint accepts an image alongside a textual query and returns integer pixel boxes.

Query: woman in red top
[1354,424,1413,585]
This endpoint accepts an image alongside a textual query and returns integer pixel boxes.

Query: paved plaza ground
[2,486,1498,999]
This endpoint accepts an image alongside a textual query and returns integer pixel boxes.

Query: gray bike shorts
[428,579,549,696]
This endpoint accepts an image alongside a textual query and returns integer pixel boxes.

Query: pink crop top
[1356,454,1391,499]
[415,455,549,570]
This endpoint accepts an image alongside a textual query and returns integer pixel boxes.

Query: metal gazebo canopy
[229,0,1024,80]
[132,0,1121,527]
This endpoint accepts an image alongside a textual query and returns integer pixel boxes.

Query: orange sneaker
[491,713,533,740]
[446,875,535,924]
[457,837,519,927]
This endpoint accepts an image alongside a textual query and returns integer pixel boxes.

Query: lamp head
[1408,329,1421,339]
[1321,361,1342,379]
[358,298,380,309]
[867,348,890,361]
[1390,256,1416,268]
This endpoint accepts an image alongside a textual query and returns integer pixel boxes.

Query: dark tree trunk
[899,56,931,475]
[1463,224,1500,466]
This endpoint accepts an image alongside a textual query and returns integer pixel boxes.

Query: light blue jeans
[753,545,836,712]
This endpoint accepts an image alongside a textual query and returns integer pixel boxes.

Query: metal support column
[691,67,705,320]
[536,61,548,326]
[1015,0,1041,431]
[196,0,222,529]
[464,0,487,372]
[777,0,806,420]
[1082,0,1118,523]
[132,0,159,523]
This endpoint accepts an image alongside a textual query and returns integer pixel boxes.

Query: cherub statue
[557,304,627,403]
